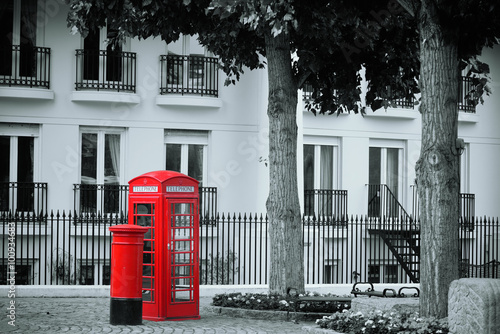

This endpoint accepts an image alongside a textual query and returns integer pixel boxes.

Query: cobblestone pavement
[0,297,327,333]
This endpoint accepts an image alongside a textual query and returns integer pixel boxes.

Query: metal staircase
[367,184,420,283]
[369,227,420,283]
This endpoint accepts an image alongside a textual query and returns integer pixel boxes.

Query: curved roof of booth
[128,170,198,185]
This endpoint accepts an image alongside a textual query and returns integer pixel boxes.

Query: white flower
[365,320,374,326]
[257,299,261,303]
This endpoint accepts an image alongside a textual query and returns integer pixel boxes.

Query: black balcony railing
[73,184,218,221]
[304,189,348,223]
[73,184,128,215]
[0,182,47,214]
[411,185,475,229]
[75,49,136,92]
[200,187,218,225]
[160,54,218,97]
[458,76,476,113]
[0,45,51,88]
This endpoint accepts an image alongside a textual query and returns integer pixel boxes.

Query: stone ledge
[350,296,419,314]
[449,278,500,334]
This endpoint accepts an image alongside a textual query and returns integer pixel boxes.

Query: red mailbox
[128,170,200,321]
[108,224,149,325]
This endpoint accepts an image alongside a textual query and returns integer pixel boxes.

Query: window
[368,142,404,218]
[1,0,37,77]
[368,263,400,283]
[323,260,341,284]
[0,261,34,285]
[0,125,40,213]
[78,262,110,285]
[368,264,380,283]
[303,138,341,217]
[384,264,398,283]
[162,35,218,96]
[83,26,122,82]
[0,0,50,88]
[78,129,125,213]
[165,130,208,186]
[76,24,135,92]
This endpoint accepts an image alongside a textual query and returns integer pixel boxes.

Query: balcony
[458,76,476,113]
[0,182,48,214]
[0,45,53,99]
[304,189,348,224]
[0,45,51,89]
[73,184,218,222]
[157,54,220,108]
[73,183,128,216]
[74,49,137,93]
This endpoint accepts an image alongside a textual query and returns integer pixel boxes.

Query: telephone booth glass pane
[134,203,155,302]
[170,202,195,303]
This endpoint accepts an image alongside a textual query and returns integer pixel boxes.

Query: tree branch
[397,0,418,17]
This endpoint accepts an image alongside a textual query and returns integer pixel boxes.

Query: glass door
[166,199,199,319]
[131,200,158,318]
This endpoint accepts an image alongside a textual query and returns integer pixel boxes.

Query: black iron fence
[0,45,51,88]
[0,182,47,214]
[75,49,136,92]
[160,54,219,96]
[1,210,498,286]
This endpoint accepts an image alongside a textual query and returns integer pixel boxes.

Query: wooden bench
[351,282,420,298]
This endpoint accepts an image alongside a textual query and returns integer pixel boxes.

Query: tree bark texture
[417,0,460,318]
[264,31,304,295]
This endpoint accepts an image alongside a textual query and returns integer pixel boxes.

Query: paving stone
[0,297,332,333]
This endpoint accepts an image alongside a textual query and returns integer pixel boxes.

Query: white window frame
[303,136,341,190]
[164,129,209,185]
[0,124,40,213]
[79,24,131,85]
[165,35,216,92]
[460,143,470,193]
[79,127,126,185]
[78,259,111,285]
[368,139,406,204]
[5,0,45,75]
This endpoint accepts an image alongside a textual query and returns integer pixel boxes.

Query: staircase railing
[367,184,412,225]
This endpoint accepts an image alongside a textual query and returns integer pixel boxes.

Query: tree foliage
[67,0,500,314]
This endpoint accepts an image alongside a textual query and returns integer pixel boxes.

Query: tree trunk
[264,31,304,295]
[417,0,460,318]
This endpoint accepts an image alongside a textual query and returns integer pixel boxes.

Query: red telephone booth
[128,170,200,321]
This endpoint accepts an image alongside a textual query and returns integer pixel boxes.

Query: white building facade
[1,1,500,286]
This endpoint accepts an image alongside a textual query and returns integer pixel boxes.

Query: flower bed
[212,291,351,314]
[316,309,449,333]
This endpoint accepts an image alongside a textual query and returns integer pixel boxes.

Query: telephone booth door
[165,198,200,320]
[130,198,161,320]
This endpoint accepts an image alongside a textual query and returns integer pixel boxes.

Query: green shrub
[316,309,449,334]
[212,291,351,313]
